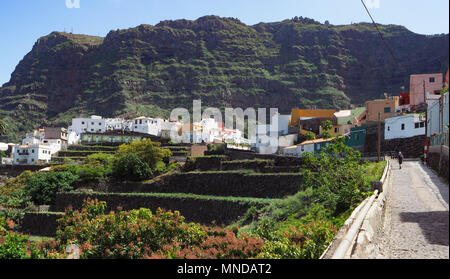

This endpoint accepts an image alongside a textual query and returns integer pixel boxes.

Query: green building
[345,125,366,151]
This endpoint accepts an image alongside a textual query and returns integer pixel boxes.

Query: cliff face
[0,16,448,141]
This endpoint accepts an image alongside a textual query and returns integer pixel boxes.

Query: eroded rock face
[1,16,448,141]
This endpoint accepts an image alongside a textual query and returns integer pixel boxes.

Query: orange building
[365,96,399,122]
[289,109,336,128]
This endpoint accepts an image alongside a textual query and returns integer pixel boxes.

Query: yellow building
[365,97,399,122]
[289,109,336,135]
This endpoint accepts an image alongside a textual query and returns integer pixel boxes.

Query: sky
[0,0,448,85]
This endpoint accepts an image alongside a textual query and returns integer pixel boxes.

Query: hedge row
[50,192,272,226]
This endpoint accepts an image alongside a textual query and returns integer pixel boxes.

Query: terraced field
[21,149,304,236]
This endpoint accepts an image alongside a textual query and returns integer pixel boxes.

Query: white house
[132,117,168,136]
[385,114,426,140]
[427,92,449,137]
[12,144,52,165]
[282,141,314,157]
[105,118,126,131]
[69,116,106,135]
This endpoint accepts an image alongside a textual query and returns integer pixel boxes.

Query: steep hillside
[0,16,448,141]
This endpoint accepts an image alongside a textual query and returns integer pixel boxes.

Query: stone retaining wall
[21,212,64,237]
[50,193,269,226]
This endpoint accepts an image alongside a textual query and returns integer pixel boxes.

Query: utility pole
[439,93,444,171]
[424,80,428,138]
[377,112,381,162]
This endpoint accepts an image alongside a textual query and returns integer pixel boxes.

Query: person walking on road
[397,151,404,169]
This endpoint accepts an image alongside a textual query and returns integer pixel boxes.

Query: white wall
[427,92,449,137]
[283,143,314,157]
[12,144,52,165]
[71,116,106,135]
[385,114,425,140]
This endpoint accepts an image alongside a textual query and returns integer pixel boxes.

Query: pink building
[409,73,443,107]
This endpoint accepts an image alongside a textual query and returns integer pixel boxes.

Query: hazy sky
[0,0,448,85]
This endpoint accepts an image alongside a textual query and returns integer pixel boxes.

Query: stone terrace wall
[21,212,64,237]
[427,145,449,179]
[364,135,426,158]
[0,165,49,177]
[108,172,302,198]
[50,193,268,225]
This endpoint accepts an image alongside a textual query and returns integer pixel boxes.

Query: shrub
[24,171,77,205]
[0,232,43,259]
[115,140,172,169]
[0,218,43,259]
[112,153,153,182]
[84,153,114,167]
[0,171,33,196]
[56,199,264,259]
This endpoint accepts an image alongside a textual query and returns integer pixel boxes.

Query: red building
[399,92,410,105]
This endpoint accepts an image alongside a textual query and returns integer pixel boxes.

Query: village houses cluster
[1,115,250,165]
[1,70,448,165]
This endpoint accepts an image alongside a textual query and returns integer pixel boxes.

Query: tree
[320,120,333,132]
[112,153,153,182]
[115,140,171,169]
[320,120,333,139]
[24,172,77,205]
[305,131,316,141]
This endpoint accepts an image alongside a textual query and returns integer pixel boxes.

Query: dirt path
[376,160,449,259]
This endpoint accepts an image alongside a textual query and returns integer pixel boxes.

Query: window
[99,123,102,125]
[429,77,435,83]
[82,122,85,125]
[301,146,305,151]
[384,107,391,113]
[91,129,94,132]
[387,126,391,131]
[32,149,34,153]
[334,127,339,133]
[420,122,425,128]
[356,134,360,141]
[415,123,419,129]
[401,124,405,130]
[91,122,94,125]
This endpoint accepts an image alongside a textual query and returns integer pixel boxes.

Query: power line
[360,0,403,71]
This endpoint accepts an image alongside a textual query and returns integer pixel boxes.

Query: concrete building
[409,73,444,108]
[12,144,52,165]
[427,92,449,138]
[366,96,400,122]
[105,118,127,131]
[345,125,367,151]
[282,138,335,157]
[384,114,426,140]
[290,109,336,132]
[69,116,106,135]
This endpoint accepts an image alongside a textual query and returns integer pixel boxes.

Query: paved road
[376,160,449,259]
